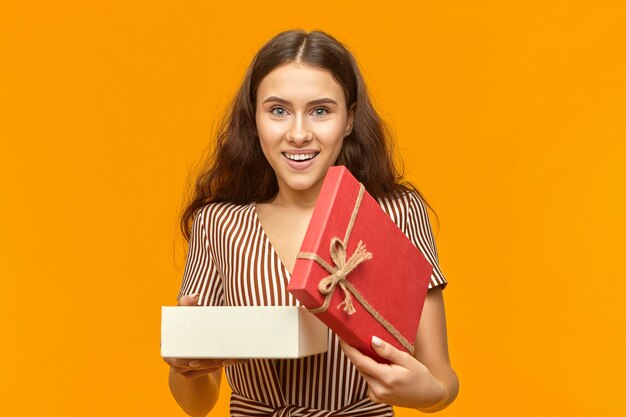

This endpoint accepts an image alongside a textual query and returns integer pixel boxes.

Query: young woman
[164,30,459,416]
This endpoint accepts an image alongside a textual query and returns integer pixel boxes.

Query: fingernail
[371,336,383,347]
[221,359,238,367]
[188,293,199,298]
[238,359,250,365]
[189,360,201,368]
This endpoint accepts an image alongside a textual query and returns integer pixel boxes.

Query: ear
[345,103,356,136]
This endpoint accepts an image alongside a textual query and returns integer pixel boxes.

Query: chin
[280,173,326,193]
[284,179,319,192]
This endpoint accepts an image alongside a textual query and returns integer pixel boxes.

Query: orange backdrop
[1,1,625,416]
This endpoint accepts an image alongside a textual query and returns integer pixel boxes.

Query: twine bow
[303,237,372,315]
[296,183,415,353]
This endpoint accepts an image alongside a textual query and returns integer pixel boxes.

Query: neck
[270,181,323,211]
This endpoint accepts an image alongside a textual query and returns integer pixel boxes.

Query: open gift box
[161,306,328,359]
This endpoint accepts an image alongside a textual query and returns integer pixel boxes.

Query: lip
[281,150,319,171]
[281,149,319,155]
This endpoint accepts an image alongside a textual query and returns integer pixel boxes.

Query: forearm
[168,368,221,417]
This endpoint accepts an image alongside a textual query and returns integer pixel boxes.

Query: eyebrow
[261,96,338,106]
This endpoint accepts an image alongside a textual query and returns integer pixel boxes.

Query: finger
[177,359,248,379]
[170,364,212,375]
[163,357,196,368]
[189,359,242,368]
[339,339,379,378]
[163,357,202,369]
[170,362,222,376]
[179,368,222,380]
[177,293,200,306]
[370,336,416,368]
[164,357,234,369]
[368,388,383,404]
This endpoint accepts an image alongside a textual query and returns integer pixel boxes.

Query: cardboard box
[161,306,328,358]
[288,166,433,362]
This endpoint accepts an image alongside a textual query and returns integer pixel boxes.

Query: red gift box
[288,166,433,362]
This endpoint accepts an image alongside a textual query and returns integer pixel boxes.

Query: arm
[340,286,459,412]
[412,286,459,412]
[164,294,239,417]
[167,207,229,416]
[403,192,459,410]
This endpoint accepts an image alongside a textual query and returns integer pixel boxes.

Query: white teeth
[284,153,317,161]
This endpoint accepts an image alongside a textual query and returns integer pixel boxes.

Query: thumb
[371,336,415,367]
[177,293,200,306]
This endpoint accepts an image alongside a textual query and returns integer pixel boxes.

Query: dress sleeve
[405,192,448,290]
[177,205,225,306]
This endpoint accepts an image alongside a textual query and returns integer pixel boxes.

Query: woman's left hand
[339,336,446,410]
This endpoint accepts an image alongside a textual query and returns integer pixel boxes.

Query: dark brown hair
[180,29,426,242]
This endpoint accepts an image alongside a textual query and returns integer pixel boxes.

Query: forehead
[256,63,346,105]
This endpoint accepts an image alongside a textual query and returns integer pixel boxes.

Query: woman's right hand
[164,356,239,380]
[163,293,243,380]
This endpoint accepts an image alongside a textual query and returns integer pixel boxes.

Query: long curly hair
[180,29,425,242]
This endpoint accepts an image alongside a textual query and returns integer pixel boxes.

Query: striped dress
[177,191,447,416]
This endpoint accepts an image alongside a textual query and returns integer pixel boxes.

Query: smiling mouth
[282,152,319,162]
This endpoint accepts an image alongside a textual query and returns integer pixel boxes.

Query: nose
[286,114,312,144]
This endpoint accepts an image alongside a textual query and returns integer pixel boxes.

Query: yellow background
[1,1,625,416]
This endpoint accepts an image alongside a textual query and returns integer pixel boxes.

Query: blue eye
[313,107,329,117]
[270,107,287,116]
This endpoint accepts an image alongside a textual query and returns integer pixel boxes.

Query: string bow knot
[312,237,372,315]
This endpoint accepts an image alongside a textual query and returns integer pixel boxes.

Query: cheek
[317,115,348,136]
[257,119,285,143]
[316,123,346,147]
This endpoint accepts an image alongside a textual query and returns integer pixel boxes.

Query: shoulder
[376,190,426,225]
[378,189,424,206]
[195,201,253,220]
[193,201,255,235]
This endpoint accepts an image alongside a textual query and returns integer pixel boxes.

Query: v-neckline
[251,202,293,278]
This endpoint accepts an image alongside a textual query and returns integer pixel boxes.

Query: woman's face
[255,62,354,200]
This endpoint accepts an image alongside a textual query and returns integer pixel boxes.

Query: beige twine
[296,184,415,353]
